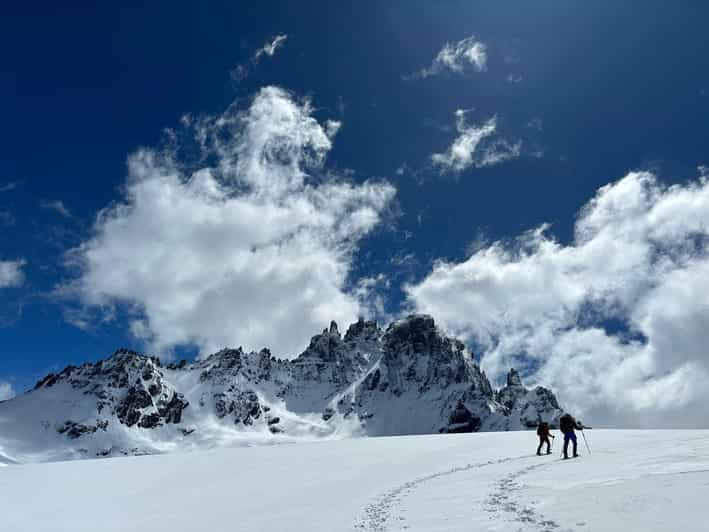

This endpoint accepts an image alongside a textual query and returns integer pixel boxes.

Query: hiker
[536,421,554,455]
[559,412,583,459]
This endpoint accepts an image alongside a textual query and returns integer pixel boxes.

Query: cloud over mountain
[64,87,395,358]
[406,170,709,427]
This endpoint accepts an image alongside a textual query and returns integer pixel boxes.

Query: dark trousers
[537,435,550,454]
[563,431,578,457]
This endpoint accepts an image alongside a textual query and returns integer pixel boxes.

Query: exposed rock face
[13,314,563,460]
[213,389,262,425]
[496,368,562,429]
[506,368,523,387]
[35,349,189,433]
[57,420,109,439]
[289,320,372,386]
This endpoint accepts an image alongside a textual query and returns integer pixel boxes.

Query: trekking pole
[581,430,591,455]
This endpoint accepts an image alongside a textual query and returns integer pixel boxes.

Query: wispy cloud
[407,36,487,80]
[254,34,288,61]
[232,34,289,82]
[0,259,25,288]
[40,200,74,219]
[0,182,19,193]
[431,110,521,174]
[507,73,523,84]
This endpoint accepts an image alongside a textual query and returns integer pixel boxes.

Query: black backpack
[559,414,574,433]
[537,422,549,436]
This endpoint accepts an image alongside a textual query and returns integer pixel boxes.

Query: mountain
[0,314,563,463]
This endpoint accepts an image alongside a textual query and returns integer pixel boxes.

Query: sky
[1,1,708,427]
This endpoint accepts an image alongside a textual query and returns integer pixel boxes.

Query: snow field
[1,430,707,531]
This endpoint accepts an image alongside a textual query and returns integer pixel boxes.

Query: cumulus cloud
[0,381,15,401]
[232,34,288,82]
[431,111,521,173]
[406,170,709,428]
[408,36,487,80]
[0,259,25,288]
[64,86,395,358]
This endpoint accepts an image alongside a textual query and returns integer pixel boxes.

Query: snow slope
[1,430,707,531]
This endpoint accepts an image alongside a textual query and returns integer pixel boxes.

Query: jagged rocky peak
[287,318,382,390]
[358,314,483,399]
[34,347,190,432]
[306,322,343,360]
[382,314,469,363]
[197,346,281,384]
[198,347,246,381]
[506,368,523,387]
[34,348,159,390]
[496,368,563,429]
[344,317,381,343]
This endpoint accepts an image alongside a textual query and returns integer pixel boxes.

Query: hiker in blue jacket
[559,413,583,459]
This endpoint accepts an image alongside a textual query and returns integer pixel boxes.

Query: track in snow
[353,454,556,531]
[484,460,565,531]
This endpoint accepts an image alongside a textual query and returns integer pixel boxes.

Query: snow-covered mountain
[0,314,563,463]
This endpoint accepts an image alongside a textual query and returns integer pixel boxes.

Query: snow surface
[1,430,707,531]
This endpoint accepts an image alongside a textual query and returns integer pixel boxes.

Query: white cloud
[406,170,709,428]
[0,259,25,288]
[352,274,392,324]
[409,36,487,79]
[254,34,288,61]
[64,86,395,358]
[431,111,521,173]
[40,200,73,219]
[0,381,15,401]
[232,34,288,82]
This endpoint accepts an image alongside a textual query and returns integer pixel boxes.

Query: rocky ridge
[2,314,563,461]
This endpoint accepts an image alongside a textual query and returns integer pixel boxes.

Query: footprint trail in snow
[354,455,541,531]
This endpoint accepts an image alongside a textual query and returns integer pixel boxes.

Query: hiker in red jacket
[536,421,554,455]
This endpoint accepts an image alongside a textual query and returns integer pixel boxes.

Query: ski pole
[581,430,591,455]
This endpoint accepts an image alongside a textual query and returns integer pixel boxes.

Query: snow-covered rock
[0,314,564,463]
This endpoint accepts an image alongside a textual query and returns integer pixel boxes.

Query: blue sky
[1,2,709,426]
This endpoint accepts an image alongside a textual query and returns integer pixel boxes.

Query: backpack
[559,414,574,433]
